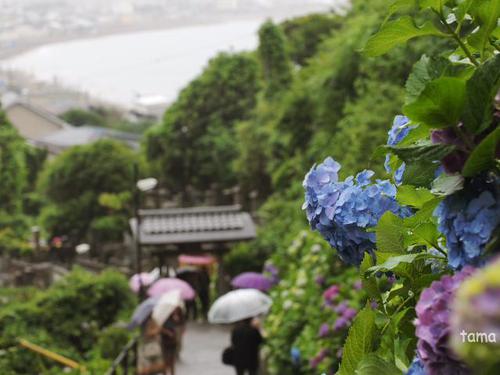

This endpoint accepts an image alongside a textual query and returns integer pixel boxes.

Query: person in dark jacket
[230,318,263,375]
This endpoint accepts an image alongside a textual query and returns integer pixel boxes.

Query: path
[177,322,234,375]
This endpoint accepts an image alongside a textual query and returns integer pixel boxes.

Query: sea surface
[0,20,263,107]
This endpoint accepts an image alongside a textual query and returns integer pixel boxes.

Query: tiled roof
[130,205,256,245]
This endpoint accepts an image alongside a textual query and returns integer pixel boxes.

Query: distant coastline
[0,4,342,60]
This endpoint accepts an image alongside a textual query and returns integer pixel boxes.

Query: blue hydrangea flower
[290,347,301,365]
[384,115,413,185]
[434,179,500,269]
[303,157,412,266]
[407,357,427,375]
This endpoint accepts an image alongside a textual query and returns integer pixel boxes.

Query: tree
[38,140,137,244]
[145,52,260,194]
[258,20,293,98]
[0,110,27,215]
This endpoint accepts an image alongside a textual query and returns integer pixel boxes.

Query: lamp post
[134,165,158,300]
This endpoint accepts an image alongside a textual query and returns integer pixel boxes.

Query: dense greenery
[61,107,153,134]
[145,52,260,193]
[0,268,134,374]
[38,140,137,246]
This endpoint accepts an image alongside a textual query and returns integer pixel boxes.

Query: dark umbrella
[128,296,159,330]
[231,272,273,292]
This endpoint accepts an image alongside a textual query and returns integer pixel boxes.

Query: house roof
[6,101,70,131]
[130,205,257,246]
[33,125,140,153]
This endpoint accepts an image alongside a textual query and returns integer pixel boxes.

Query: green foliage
[61,108,105,127]
[258,20,292,97]
[145,52,260,193]
[0,110,27,215]
[264,231,366,375]
[0,268,134,374]
[38,140,137,244]
[281,13,342,66]
[61,107,153,134]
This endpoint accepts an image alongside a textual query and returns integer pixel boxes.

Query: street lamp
[134,171,158,300]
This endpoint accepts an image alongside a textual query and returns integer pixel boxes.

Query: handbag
[222,346,234,366]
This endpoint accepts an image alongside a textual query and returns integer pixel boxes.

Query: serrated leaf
[338,307,377,375]
[405,55,472,104]
[376,212,406,254]
[355,354,402,375]
[462,127,500,176]
[367,254,423,274]
[462,54,500,134]
[468,0,500,57]
[387,0,418,19]
[431,173,464,196]
[401,160,439,187]
[386,142,455,163]
[456,0,474,22]
[364,16,445,57]
[403,77,466,128]
[419,0,450,11]
[397,185,435,208]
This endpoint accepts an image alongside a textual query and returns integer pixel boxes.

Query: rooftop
[130,205,256,246]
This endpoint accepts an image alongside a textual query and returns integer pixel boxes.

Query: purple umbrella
[231,272,273,292]
[129,272,156,293]
[147,277,196,300]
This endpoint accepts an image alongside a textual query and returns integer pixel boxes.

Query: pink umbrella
[231,272,273,292]
[178,254,216,266]
[147,277,196,300]
[129,272,155,293]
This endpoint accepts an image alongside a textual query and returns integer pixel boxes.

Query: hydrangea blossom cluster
[333,306,357,331]
[415,267,475,375]
[264,263,280,286]
[406,357,426,375]
[318,323,330,338]
[384,115,413,184]
[303,157,412,265]
[290,347,301,366]
[323,284,340,305]
[450,257,500,369]
[434,178,500,269]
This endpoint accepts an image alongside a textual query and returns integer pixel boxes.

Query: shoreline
[0,4,337,61]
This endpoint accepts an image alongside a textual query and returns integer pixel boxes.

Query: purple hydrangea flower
[434,179,500,269]
[415,267,475,375]
[342,307,358,320]
[315,275,326,286]
[333,316,349,332]
[318,323,330,338]
[334,301,348,314]
[323,285,340,302]
[303,157,412,265]
[384,115,413,185]
[354,280,363,290]
[264,263,280,285]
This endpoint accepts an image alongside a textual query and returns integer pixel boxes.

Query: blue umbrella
[128,296,160,330]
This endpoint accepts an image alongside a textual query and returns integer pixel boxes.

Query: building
[5,100,69,141]
[5,100,139,155]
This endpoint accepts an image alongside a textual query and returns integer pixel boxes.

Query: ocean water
[0,20,263,107]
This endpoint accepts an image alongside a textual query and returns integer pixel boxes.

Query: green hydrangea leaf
[338,306,377,375]
[462,127,500,177]
[431,173,464,196]
[375,212,406,254]
[355,354,402,375]
[462,54,500,134]
[364,16,445,57]
[397,185,435,208]
[403,77,466,128]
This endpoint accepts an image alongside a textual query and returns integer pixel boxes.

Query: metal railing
[105,335,139,375]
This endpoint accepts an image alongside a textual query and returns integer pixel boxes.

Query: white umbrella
[152,289,184,326]
[208,289,272,324]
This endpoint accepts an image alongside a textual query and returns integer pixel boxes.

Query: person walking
[230,318,263,375]
[138,317,166,375]
[159,313,178,375]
